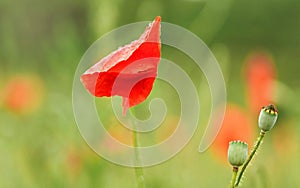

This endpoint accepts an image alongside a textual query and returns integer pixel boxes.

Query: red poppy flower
[212,105,254,160]
[1,74,44,115]
[244,52,276,114]
[211,51,276,161]
[81,16,161,114]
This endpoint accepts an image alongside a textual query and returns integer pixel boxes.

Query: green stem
[131,110,145,188]
[230,167,238,188]
[235,130,265,187]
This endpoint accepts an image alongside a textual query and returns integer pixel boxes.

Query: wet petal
[81,16,161,114]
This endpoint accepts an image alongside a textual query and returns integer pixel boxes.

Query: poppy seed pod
[228,141,248,167]
[258,104,278,132]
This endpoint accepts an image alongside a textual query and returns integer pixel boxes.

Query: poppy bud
[258,104,278,132]
[228,141,248,167]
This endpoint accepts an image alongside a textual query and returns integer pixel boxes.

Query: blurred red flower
[212,105,254,159]
[81,16,161,115]
[211,51,276,160]
[1,74,44,115]
[244,52,276,114]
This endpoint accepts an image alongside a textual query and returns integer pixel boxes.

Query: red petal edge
[80,16,161,115]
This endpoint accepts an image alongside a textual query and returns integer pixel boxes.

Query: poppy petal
[81,16,161,114]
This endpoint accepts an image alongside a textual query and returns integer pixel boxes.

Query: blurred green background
[1,0,300,187]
